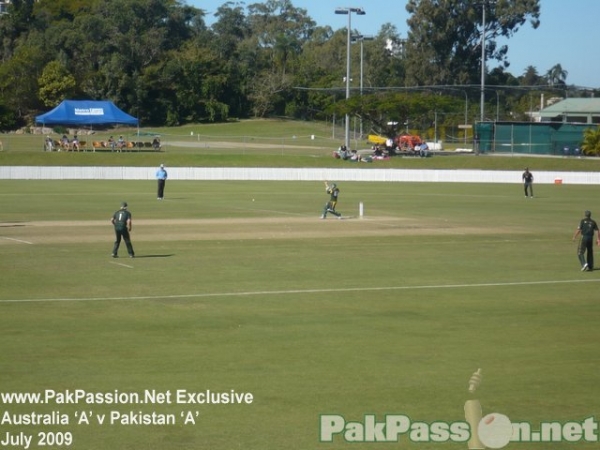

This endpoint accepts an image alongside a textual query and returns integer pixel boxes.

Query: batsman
[321,181,342,219]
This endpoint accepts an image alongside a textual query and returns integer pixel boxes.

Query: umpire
[111,201,135,258]
[156,163,168,200]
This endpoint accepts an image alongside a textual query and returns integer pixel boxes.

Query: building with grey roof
[539,98,600,124]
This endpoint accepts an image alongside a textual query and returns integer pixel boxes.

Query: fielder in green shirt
[111,201,135,258]
[573,210,599,271]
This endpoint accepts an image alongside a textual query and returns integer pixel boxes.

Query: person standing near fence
[522,167,534,198]
[111,202,134,258]
[156,163,168,200]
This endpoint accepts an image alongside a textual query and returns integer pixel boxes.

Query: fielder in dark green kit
[572,210,599,271]
[111,201,135,258]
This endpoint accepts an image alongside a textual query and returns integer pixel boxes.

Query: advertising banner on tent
[36,100,138,126]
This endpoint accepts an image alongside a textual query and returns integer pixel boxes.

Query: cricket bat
[465,368,485,449]
[464,399,485,449]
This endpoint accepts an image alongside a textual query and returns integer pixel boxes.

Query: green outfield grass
[1,179,599,449]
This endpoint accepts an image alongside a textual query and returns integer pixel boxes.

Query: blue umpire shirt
[156,167,168,180]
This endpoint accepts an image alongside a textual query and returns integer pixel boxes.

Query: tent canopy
[36,100,138,126]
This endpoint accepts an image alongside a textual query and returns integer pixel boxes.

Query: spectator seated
[71,136,80,151]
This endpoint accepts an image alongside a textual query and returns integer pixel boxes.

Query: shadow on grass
[134,254,175,258]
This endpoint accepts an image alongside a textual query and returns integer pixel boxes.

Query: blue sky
[187,0,600,88]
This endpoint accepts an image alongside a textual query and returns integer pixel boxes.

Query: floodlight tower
[334,7,366,149]
[351,34,374,138]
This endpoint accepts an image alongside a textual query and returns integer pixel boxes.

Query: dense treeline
[0,0,596,134]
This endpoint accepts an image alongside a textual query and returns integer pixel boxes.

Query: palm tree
[581,127,600,156]
[520,66,541,86]
[545,64,568,87]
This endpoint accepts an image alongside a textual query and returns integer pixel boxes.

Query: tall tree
[247,0,315,73]
[210,2,250,61]
[209,2,253,117]
[520,65,541,86]
[245,0,316,116]
[404,0,540,86]
[545,63,568,87]
[367,24,407,89]
[38,60,77,107]
[0,44,45,118]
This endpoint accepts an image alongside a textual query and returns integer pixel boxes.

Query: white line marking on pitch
[1,237,33,244]
[0,278,599,304]
[109,261,134,269]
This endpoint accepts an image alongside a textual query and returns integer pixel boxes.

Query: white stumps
[359,201,364,218]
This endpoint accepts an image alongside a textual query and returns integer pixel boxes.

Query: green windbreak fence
[475,121,596,156]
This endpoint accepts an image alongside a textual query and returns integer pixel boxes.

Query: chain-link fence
[475,121,596,156]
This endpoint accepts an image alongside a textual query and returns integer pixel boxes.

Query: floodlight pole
[335,7,366,149]
[480,3,486,123]
[464,90,468,145]
[352,34,374,139]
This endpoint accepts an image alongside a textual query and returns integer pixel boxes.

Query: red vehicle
[394,134,423,153]
[367,133,424,155]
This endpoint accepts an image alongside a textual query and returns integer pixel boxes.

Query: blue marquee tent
[36,100,138,126]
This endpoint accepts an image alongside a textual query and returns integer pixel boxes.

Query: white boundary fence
[0,166,599,185]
